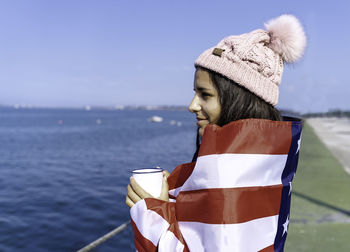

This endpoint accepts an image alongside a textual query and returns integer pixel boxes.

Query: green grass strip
[285,122,350,251]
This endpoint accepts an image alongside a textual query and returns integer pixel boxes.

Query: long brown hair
[191,67,282,162]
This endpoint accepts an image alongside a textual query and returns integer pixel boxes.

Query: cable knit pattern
[195,15,306,106]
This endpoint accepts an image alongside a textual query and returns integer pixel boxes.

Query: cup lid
[132,168,163,174]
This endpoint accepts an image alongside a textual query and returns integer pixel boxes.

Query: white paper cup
[132,168,163,198]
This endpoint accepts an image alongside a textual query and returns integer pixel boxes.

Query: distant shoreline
[1,104,349,117]
[0,104,189,111]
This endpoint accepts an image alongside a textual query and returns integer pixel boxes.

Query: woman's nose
[188,95,200,113]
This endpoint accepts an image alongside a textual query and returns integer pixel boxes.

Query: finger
[159,176,169,201]
[127,184,142,203]
[130,177,152,198]
[163,170,170,178]
[125,196,134,208]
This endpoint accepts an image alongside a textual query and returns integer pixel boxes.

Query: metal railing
[77,221,131,252]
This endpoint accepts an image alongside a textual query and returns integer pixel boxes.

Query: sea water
[0,108,196,252]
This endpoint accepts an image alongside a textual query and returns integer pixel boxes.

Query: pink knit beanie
[194,14,306,106]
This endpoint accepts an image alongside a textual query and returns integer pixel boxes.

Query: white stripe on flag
[159,230,185,252]
[130,200,170,246]
[181,153,287,191]
[169,187,182,198]
[179,215,279,252]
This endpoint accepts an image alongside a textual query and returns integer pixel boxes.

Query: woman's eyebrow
[195,86,211,91]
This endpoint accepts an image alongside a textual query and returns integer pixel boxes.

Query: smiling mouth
[196,118,208,126]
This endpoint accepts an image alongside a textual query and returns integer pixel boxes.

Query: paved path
[307,117,350,175]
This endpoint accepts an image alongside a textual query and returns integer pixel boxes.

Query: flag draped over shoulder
[130,118,302,252]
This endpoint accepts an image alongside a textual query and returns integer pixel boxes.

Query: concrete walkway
[307,117,350,175]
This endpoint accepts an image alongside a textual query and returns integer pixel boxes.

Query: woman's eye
[201,92,211,97]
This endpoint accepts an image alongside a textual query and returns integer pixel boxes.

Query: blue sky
[0,0,349,113]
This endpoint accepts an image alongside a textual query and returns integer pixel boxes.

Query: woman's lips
[196,118,208,126]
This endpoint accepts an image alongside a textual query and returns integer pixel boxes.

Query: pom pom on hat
[265,14,306,63]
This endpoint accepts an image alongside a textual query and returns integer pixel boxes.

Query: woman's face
[188,68,222,137]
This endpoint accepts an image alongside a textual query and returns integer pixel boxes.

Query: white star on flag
[282,215,289,236]
[289,181,292,195]
[296,136,301,154]
[289,173,295,195]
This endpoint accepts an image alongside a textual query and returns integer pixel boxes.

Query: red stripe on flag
[199,119,292,156]
[183,244,190,252]
[131,219,157,252]
[167,162,195,190]
[145,199,189,250]
[259,244,275,252]
[176,185,283,224]
[145,198,176,224]
[168,223,189,250]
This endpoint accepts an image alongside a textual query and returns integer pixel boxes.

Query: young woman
[126,14,306,251]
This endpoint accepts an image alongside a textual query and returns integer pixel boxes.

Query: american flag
[131,118,302,251]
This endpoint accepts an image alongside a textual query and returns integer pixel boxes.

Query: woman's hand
[126,170,170,208]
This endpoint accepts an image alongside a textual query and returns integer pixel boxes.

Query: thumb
[159,176,169,201]
[163,170,170,178]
